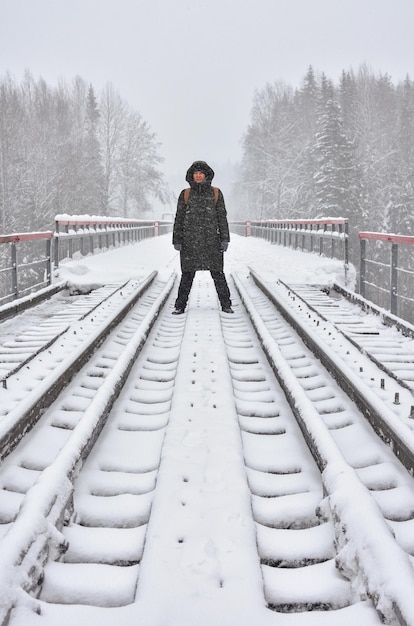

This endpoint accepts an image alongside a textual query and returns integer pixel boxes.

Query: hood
[185,160,215,185]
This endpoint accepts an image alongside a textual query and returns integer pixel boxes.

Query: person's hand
[220,241,229,251]
[174,243,182,251]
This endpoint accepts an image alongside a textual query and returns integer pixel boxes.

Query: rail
[0,216,173,305]
[230,218,349,278]
[359,231,414,323]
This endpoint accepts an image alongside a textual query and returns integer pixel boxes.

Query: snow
[3,233,412,625]
[56,231,353,293]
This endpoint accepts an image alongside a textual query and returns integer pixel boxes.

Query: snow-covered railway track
[0,283,129,388]
[248,269,414,475]
[2,271,414,625]
[232,270,414,624]
[280,279,414,392]
[0,271,176,623]
[0,273,160,460]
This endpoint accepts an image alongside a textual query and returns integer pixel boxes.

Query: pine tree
[293,66,320,214]
[386,76,414,234]
[80,85,105,214]
[339,70,359,143]
[313,75,360,220]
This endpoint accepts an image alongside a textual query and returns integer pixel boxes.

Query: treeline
[0,72,168,233]
[236,65,414,261]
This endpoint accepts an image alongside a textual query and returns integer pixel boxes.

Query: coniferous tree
[292,65,319,214]
[313,76,360,219]
[339,70,359,143]
[387,76,414,234]
[80,84,105,215]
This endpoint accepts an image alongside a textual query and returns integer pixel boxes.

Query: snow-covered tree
[241,81,304,219]
[99,84,167,217]
[386,76,414,234]
[0,72,168,232]
[0,74,28,232]
[79,84,105,214]
[312,75,360,222]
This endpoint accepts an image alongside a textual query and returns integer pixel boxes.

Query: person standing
[172,160,233,314]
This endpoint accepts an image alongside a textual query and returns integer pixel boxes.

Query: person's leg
[210,271,233,311]
[173,271,195,312]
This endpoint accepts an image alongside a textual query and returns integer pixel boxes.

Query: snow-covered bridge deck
[1,235,414,626]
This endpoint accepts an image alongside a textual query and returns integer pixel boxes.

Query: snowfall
[5,232,414,626]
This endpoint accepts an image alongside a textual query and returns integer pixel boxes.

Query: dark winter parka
[173,161,230,272]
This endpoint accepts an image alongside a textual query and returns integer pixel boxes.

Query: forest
[2,65,414,240]
[235,65,414,246]
[0,72,169,234]
[231,64,414,319]
[1,65,413,310]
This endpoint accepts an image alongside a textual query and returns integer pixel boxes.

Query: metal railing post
[54,221,60,268]
[344,221,349,279]
[45,238,52,286]
[390,242,398,315]
[359,237,366,299]
[319,225,325,256]
[11,242,18,299]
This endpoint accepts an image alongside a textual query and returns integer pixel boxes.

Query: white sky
[2,0,414,190]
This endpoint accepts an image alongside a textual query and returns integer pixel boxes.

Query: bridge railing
[54,215,172,266]
[231,218,349,278]
[359,231,414,323]
[0,232,54,306]
[0,216,173,306]
[4,218,412,324]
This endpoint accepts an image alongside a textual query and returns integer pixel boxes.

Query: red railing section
[230,218,349,277]
[0,217,172,306]
[358,231,414,320]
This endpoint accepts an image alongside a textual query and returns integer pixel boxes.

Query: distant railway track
[1,270,414,624]
[278,278,414,392]
[246,270,414,473]
[0,273,161,459]
[0,282,131,388]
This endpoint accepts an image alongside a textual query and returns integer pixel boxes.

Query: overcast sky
[2,0,414,192]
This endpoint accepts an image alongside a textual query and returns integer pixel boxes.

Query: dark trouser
[175,271,232,310]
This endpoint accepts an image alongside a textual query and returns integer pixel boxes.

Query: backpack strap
[184,187,219,205]
[213,187,219,205]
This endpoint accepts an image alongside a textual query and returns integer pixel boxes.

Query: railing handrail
[230,218,349,280]
[55,217,160,228]
[248,218,348,226]
[0,216,173,307]
[0,232,53,244]
[359,231,414,245]
[54,216,170,237]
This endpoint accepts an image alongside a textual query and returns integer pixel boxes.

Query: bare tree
[99,84,167,217]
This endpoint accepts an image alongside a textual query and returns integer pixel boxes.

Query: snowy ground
[57,232,354,296]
